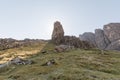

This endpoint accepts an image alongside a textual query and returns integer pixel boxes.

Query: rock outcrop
[79,32,96,46]
[106,39,120,50]
[95,29,110,49]
[63,36,93,49]
[51,21,93,49]
[80,23,120,51]
[52,21,64,45]
[103,23,120,42]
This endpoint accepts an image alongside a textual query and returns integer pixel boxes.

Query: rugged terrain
[0,42,120,80]
[0,22,120,80]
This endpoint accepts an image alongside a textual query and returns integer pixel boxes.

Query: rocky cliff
[80,23,120,50]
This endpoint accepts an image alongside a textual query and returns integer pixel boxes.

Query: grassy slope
[0,41,46,64]
[0,42,120,80]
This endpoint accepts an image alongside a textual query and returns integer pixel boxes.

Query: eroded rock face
[79,32,96,46]
[52,21,64,45]
[103,23,120,42]
[79,23,120,50]
[95,29,110,50]
[106,39,120,50]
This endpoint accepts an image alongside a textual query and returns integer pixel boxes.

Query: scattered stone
[0,61,12,69]
[41,50,47,54]
[41,59,57,66]
[10,57,33,65]
[54,44,74,53]
[0,63,8,68]
[52,21,64,45]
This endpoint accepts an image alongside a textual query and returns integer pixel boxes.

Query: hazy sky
[0,0,120,40]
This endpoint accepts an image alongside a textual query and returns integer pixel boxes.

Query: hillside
[0,42,120,80]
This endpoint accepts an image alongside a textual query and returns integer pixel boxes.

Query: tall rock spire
[52,21,64,45]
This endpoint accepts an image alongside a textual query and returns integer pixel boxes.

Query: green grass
[0,42,120,80]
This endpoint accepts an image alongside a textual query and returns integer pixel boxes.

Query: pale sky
[0,0,120,40]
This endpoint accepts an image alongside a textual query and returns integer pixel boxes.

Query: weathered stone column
[52,21,64,45]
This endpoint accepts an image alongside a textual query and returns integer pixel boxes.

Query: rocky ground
[0,39,46,64]
[0,38,45,50]
[0,42,120,80]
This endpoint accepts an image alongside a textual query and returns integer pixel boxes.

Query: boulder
[103,23,120,42]
[95,29,110,49]
[10,57,33,65]
[79,32,96,46]
[52,21,64,45]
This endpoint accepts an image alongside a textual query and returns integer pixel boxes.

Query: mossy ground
[0,42,120,80]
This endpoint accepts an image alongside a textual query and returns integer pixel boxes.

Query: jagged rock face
[52,21,64,45]
[79,23,120,51]
[95,29,110,50]
[103,23,120,42]
[79,32,96,46]
[106,39,120,50]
